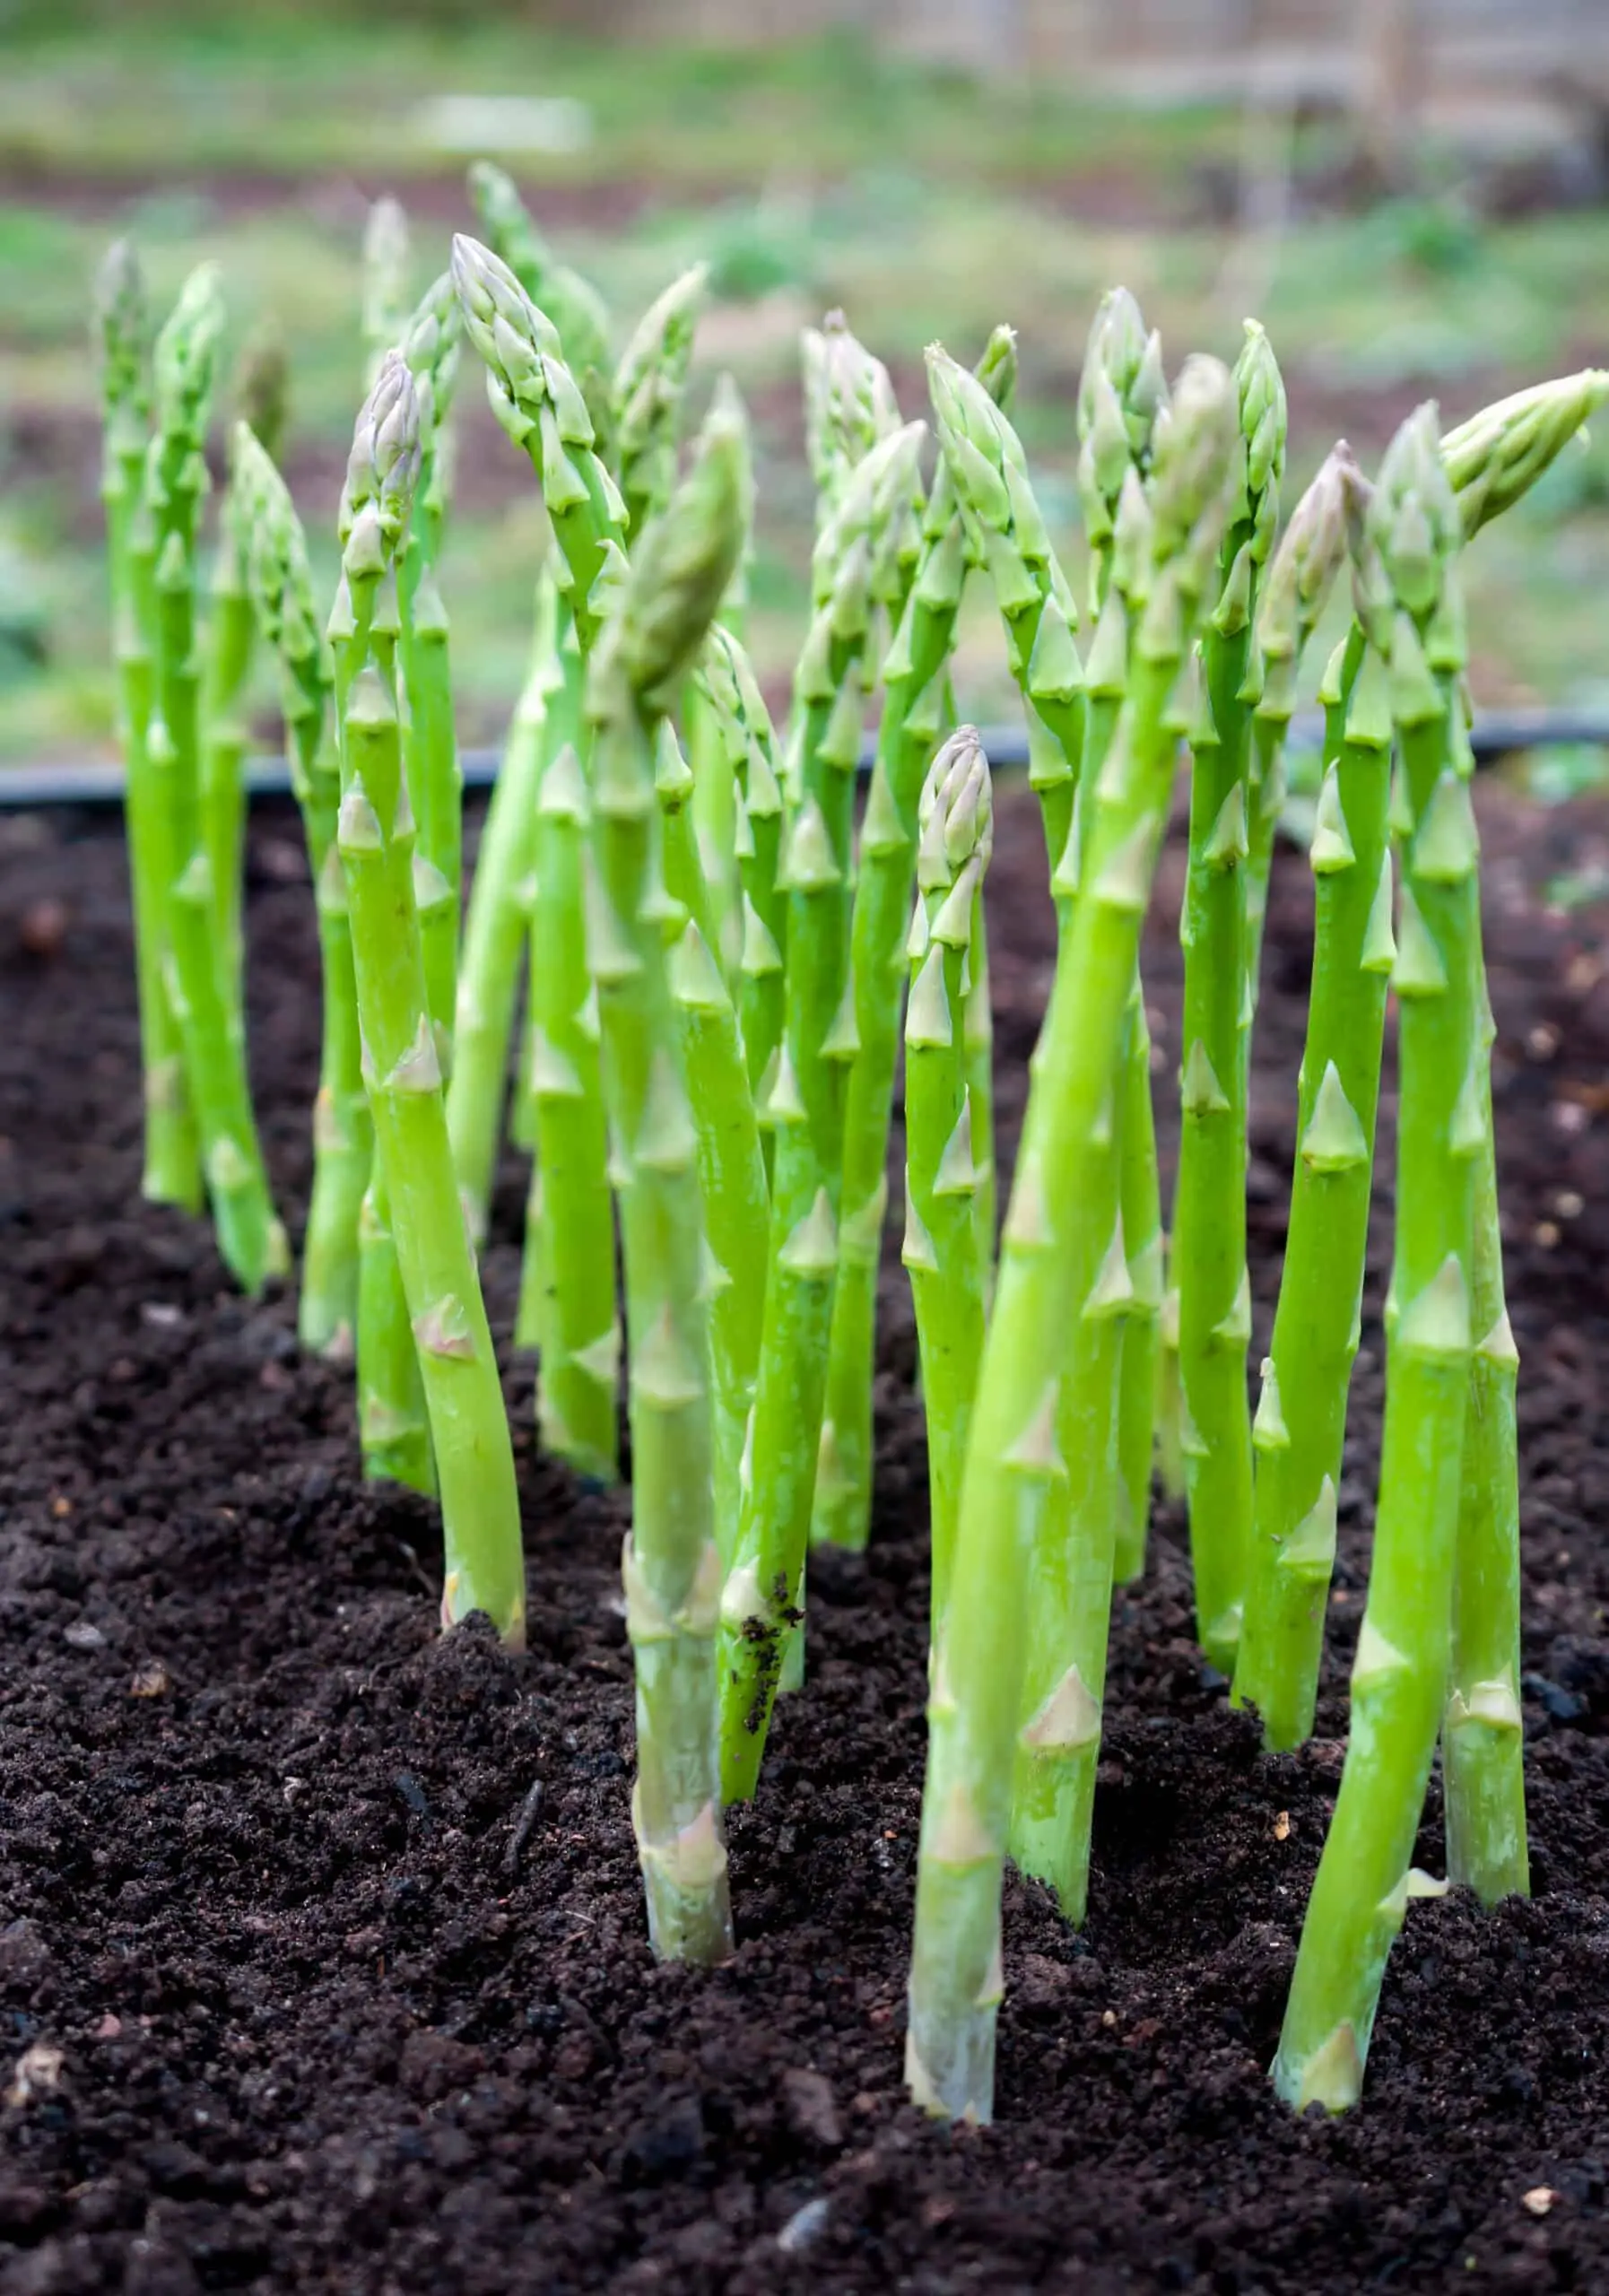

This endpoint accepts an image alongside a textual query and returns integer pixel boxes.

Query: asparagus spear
[1231,452,1383,1754]
[903,726,993,1637]
[200,331,287,1030]
[584,399,748,1960]
[234,427,371,1359]
[526,624,621,1483]
[397,274,465,1079]
[716,419,927,1803]
[452,234,629,1479]
[907,356,1237,2125]
[141,265,287,1293]
[696,620,788,1126]
[335,353,525,1641]
[1074,289,1170,1585]
[813,326,1017,1561]
[1273,406,1480,2114]
[328,361,434,1491]
[448,587,561,1247]
[613,265,708,543]
[1174,321,1286,1672]
[97,240,203,1213]
[685,378,754,987]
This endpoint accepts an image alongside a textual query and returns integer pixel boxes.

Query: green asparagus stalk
[142,265,287,1293]
[335,353,525,1640]
[199,335,286,1020]
[361,196,411,386]
[1005,463,1160,1918]
[906,355,1237,2125]
[718,419,927,1801]
[686,378,754,986]
[448,583,560,1245]
[903,726,993,1637]
[613,264,708,543]
[582,399,748,1960]
[802,309,900,533]
[1273,405,1480,2114]
[452,233,631,1479]
[1173,320,1286,1672]
[813,325,1017,1561]
[697,622,787,1110]
[97,241,204,1213]
[234,427,371,1359]
[526,671,622,1484]
[1074,290,1170,1585]
[328,361,434,1489]
[1231,451,1382,1753]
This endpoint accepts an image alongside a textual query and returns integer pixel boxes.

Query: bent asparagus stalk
[335,355,525,1641]
[907,357,1237,2125]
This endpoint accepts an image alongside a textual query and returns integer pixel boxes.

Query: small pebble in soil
[17,898,67,958]
[63,1620,105,1649]
[1524,2188,1557,2217]
[777,2198,831,2254]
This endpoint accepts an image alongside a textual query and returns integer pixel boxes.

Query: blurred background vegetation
[3,0,1609,763]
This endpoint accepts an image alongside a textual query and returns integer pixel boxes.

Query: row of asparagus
[94,170,1605,2124]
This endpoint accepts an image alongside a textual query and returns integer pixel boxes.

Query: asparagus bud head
[1442,368,1609,538]
[916,725,994,926]
[607,399,749,714]
[1258,441,1354,665]
[96,238,150,414]
[1146,354,1239,592]
[340,348,422,568]
[152,262,226,449]
[1370,403,1460,619]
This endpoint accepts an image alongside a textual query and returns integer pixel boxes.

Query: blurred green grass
[2,11,1608,761]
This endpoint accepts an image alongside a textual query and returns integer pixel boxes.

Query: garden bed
[0,777,1605,2294]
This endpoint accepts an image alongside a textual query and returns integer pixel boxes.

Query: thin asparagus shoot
[585,400,748,1961]
[335,354,525,1642]
[97,239,202,1213]
[904,726,993,1639]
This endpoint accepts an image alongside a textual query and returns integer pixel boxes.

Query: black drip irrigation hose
[0,708,1603,813]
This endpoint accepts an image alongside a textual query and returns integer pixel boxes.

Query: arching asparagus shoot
[907,358,1237,2124]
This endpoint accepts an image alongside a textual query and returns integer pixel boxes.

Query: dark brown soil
[0,778,1606,2295]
